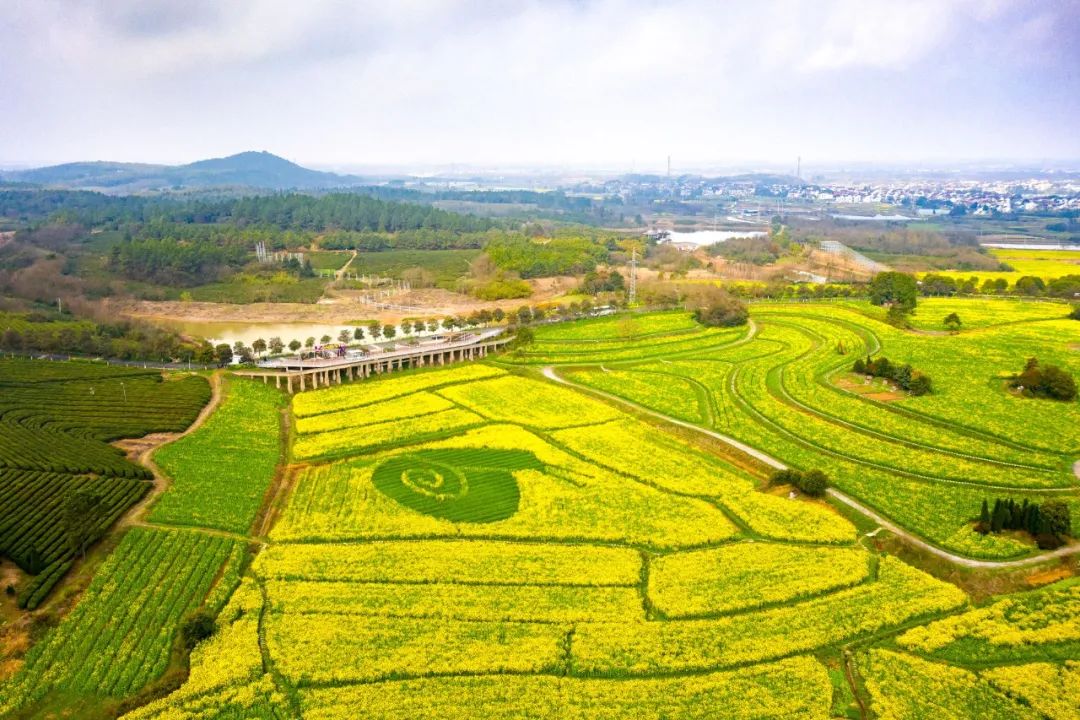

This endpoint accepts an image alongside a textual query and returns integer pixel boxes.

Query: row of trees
[921,272,1080,299]
[0,315,205,362]
[226,193,496,233]
[221,303,617,365]
[976,498,1072,549]
[852,356,933,396]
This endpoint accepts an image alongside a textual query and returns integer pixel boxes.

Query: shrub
[1010,357,1077,401]
[1046,274,1080,299]
[855,355,932,395]
[180,610,216,650]
[691,291,749,328]
[1069,304,1080,320]
[907,374,933,396]
[798,470,829,497]
[769,468,828,497]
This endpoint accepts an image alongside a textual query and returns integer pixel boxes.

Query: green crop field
[550,303,1080,560]
[348,249,482,287]
[304,251,352,271]
[150,377,284,533]
[0,360,210,608]
[2,298,1079,718]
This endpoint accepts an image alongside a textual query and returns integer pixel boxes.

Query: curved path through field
[116,371,224,529]
[541,365,1080,570]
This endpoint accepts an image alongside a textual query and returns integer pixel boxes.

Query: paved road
[541,365,1080,569]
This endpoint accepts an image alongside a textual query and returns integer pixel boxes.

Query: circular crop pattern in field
[372,448,542,522]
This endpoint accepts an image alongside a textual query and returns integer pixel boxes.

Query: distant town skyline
[2,0,1078,168]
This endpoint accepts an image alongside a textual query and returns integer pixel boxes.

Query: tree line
[976,497,1072,549]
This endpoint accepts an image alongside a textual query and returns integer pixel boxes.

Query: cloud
[0,0,1076,166]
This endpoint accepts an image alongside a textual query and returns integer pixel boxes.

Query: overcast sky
[1,0,1078,171]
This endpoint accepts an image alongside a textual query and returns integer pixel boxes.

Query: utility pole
[628,248,638,306]
[666,155,671,178]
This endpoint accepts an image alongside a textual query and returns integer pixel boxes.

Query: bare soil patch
[112,432,178,463]
[114,275,579,329]
[834,374,905,402]
[863,391,906,402]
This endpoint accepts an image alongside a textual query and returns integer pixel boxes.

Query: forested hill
[2,151,362,191]
[0,188,496,233]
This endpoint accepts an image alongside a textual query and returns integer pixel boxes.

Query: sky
[1,0,1079,171]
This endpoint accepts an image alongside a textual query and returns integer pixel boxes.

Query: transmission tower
[628,248,638,306]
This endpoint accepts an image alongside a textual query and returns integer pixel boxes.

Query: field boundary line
[764,318,1065,475]
[542,366,1080,569]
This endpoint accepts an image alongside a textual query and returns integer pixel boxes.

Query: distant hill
[3,151,364,191]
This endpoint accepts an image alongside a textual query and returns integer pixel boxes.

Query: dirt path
[541,365,1080,570]
[114,372,224,528]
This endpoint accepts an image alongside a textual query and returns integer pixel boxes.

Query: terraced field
[3,299,1079,718]
[545,301,1080,560]
[0,360,210,607]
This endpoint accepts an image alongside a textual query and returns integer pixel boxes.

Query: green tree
[885,305,910,328]
[367,321,381,340]
[1041,501,1072,537]
[353,327,365,342]
[181,610,216,650]
[252,338,267,357]
[268,337,284,355]
[305,336,315,348]
[382,324,396,340]
[194,341,216,365]
[513,326,535,347]
[214,343,233,366]
[1013,276,1046,296]
[919,274,957,296]
[869,272,917,311]
[1046,274,1080,299]
[338,329,352,345]
[288,339,302,352]
[943,312,962,332]
[319,334,331,345]
[797,469,828,497]
[977,499,991,534]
